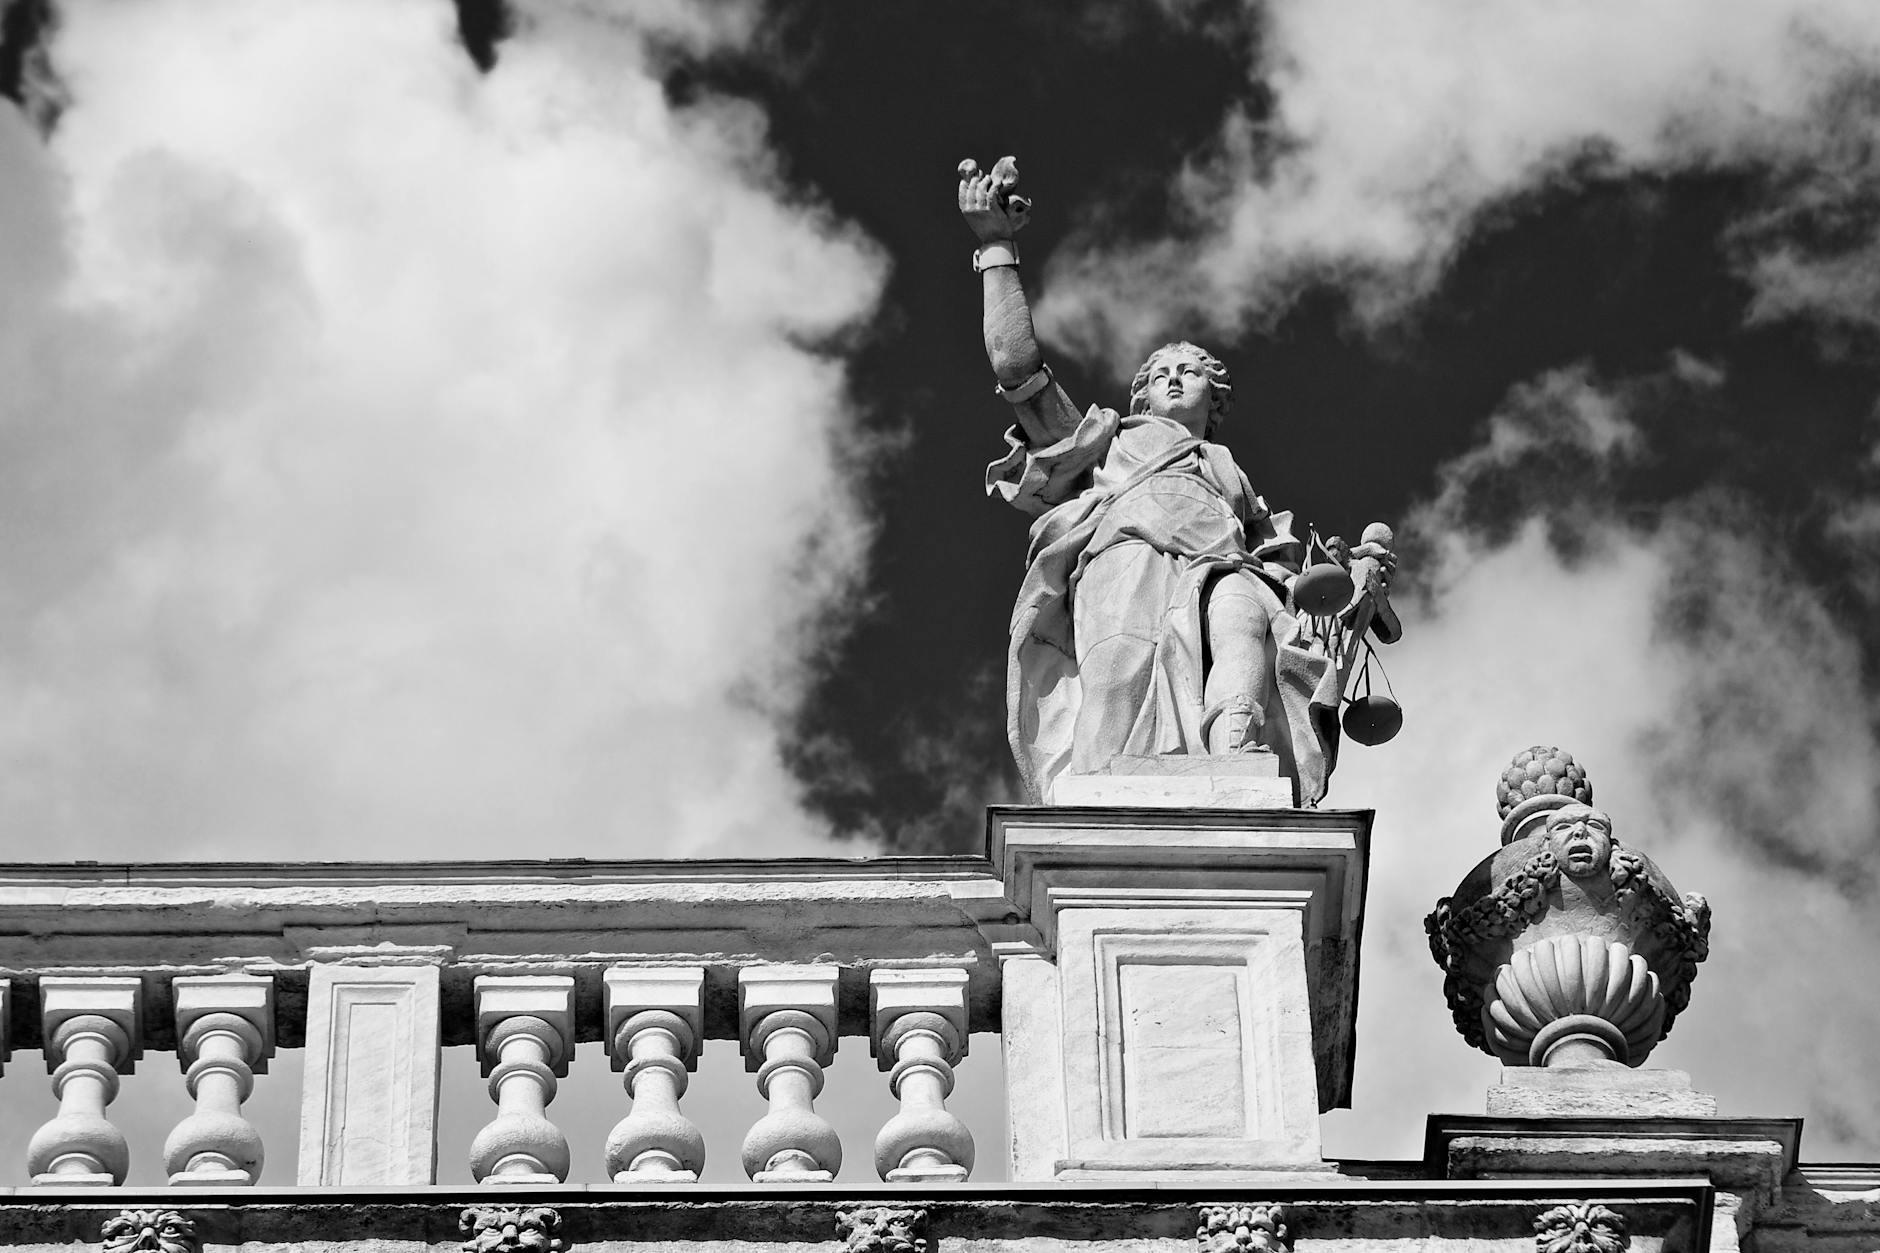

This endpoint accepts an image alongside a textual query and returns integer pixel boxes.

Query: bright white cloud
[1037,0,1880,364]
[0,0,886,859]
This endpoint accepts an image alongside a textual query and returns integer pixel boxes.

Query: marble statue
[1425,747,1711,1068]
[958,155,1399,805]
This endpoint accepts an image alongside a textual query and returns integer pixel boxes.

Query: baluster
[469,975,574,1185]
[27,976,142,1186]
[604,966,706,1182]
[164,974,275,1185]
[739,965,841,1182]
[869,969,973,1181]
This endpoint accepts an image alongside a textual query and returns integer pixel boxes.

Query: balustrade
[27,977,142,1186]
[739,965,843,1182]
[604,966,707,1182]
[165,975,275,1186]
[0,807,1367,1188]
[469,975,574,1184]
[870,968,973,1182]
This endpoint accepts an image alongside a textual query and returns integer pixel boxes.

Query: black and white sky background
[4,0,1880,1163]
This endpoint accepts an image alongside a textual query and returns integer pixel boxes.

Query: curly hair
[1128,341,1233,438]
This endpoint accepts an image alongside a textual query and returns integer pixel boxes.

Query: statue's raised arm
[960,153,1402,810]
[956,157,1083,449]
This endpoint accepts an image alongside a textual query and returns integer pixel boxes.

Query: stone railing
[0,806,1370,1189]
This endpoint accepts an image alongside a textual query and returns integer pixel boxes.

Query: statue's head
[1543,803,1614,879]
[1129,342,1232,438]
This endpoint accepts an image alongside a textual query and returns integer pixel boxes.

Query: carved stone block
[836,1207,927,1253]
[1534,1203,1628,1253]
[297,964,441,1185]
[1055,906,1322,1176]
[99,1210,198,1253]
[1198,1204,1291,1253]
[460,1206,565,1253]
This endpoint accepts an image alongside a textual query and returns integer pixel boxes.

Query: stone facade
[0,804,1868,1253]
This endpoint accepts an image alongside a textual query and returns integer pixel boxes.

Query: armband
[972,239,1019,272]
[995,364,1051,404]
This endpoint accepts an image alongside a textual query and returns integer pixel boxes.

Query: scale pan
[1294,563,1356,616]
[1343,695,1403,745]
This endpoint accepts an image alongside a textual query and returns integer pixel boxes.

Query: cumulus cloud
[1324,369,1880,1157]
[1035,0,1880,365]
[0,0,887,859]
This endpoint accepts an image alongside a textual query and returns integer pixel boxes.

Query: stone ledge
[0,858,1025,1051]
[1486,1066,1720,1118]
[0,1178,1718,1252]
[1426,1115,1802,1200]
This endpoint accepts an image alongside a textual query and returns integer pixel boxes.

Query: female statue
[960,157,1369,804]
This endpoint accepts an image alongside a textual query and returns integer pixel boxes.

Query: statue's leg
[1202,570,1272,754]
[1068,544,1161,774]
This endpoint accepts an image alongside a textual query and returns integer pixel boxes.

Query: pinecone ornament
[1496,746,1590,819]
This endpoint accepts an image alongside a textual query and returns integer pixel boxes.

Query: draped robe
[986,402,1344,805]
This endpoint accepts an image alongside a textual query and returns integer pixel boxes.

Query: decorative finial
[1496,745,1592,844]
[1426,747,1711,1067]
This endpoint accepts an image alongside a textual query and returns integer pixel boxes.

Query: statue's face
[1545,804,1614,878]
[1143,347,1214,434]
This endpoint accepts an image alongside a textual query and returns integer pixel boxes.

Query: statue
[957,155,1401,805]
[1424,747,1712,1068]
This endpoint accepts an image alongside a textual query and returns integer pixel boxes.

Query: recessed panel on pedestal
[1115,959,1249,1139]
[1057,907,1321,1177]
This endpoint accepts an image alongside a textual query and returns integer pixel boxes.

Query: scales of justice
[958,154,1403,809]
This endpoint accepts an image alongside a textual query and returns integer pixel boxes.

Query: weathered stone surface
[836,1205,927,1253]
[460,1205,564,1253]
[0,860,1009,1051]
[1054,755,1294,809]
[1055,906,1323,1178]
[98,1210,198,1253]
[1431,1114,1800,1201]
[1534,1201,1628,1253]
[1487,1067,1719,1118]
[0,1185,1722,1253]
[990,805,1368,1115]
[999,953,1065,1182]
[297,963,441,1186]
[1198,1203,1291,1253]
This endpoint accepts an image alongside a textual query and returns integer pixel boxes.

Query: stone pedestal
[1052,754,1294,808]
[297,964,441,1185]
[991,805,1368,1182]
[1486,1065,1719,1118]
[1428,1111,1802,1253]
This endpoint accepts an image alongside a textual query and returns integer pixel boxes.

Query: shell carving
[1484,935,1665,1066]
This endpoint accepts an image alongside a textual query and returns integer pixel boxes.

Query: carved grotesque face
[101,1211,197,1253]
[460,1208,564,1253]
[1544,804,1614,879]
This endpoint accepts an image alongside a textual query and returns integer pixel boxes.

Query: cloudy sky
[3,0,1880,1170]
